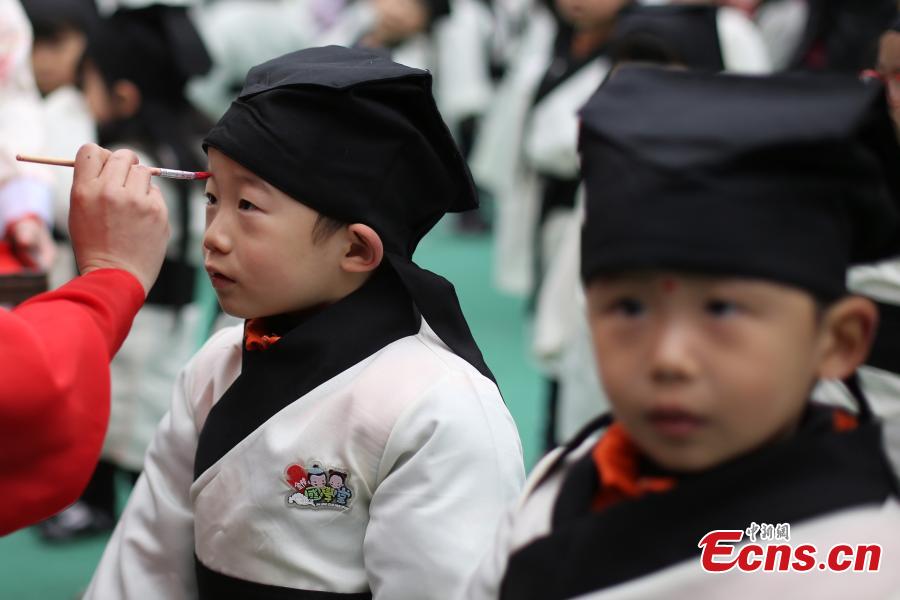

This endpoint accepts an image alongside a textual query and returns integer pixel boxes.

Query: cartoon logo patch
[284,461,354,510]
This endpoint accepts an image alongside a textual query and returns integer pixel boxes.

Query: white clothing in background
[0,0,53,228]
[468,3,556,295]
[188,0,319,120]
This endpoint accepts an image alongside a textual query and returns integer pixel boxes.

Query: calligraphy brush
[16,154,211,180]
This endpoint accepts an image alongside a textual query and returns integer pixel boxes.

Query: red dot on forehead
[662,278,678,293]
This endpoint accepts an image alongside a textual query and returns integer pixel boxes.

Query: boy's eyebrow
[234,171,269,191]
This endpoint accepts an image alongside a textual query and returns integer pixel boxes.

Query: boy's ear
[816,296,879,380]
[341,223,384,273]
[111,80,142,120]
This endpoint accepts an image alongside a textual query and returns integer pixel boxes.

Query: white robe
[465,422,900,600]
[85,318,525,599]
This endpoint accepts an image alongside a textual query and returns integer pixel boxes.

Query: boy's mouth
[645,408,708,439]
[206,265,236,288]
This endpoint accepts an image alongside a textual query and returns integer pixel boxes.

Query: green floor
[0,218,546,598]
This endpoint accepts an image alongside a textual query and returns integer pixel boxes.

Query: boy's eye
[706,299,739,317]
[238,199,257,211]
[609,297,645,317]
[205,192,217,206]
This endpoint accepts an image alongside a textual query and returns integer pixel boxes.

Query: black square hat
[203,45,492,381]
[204,45,477,259]
[578,66,900,300]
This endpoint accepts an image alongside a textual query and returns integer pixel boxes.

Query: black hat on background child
[85,5,211,106]
[609,4,724,71]
[578,66,900,302]
[203,45,492,380]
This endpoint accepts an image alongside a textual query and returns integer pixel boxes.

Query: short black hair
[311,214,347,244]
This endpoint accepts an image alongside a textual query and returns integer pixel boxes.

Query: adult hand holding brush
[0,142,181,535]
[68,143,172,296]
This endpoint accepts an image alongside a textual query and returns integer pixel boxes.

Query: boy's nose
[648,320,699,384]
[202,218,232,255]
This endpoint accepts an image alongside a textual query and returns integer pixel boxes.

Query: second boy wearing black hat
[83,46,524,599]
[466,67,900,598]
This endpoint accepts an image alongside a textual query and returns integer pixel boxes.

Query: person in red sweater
[0,143,170,535]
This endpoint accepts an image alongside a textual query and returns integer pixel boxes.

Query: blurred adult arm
[0,144,170,535]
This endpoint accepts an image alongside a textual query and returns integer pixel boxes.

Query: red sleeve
[0,269,144,535]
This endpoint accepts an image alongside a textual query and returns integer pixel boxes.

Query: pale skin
[585,271,877,472]
[362,0,430,48]
[69,143,171,296]
[202,148,383,320]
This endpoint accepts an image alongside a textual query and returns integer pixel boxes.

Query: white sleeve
[461,446,566,600]
[0,177,53,228]
[84,364,200,599]
[363,372,525,600]
[460,505,517,600]
[522,59,608,179]
[432,0,494,126]
[717,7,773,74]
[0,0,53,195]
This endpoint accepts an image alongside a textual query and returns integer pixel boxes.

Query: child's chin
[219,303,256,320]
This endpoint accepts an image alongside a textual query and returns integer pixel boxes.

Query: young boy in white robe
[83,45,525,599]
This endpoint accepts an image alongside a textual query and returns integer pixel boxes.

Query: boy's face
[585,272,830,472]
[555,0,629,30]
[877,31,900,132]
[203,148,349,319]
[32,28,86,96]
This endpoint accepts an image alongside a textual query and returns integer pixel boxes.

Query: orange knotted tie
[591,423,676,512]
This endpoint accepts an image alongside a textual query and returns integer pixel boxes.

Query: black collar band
[194,266,419,480]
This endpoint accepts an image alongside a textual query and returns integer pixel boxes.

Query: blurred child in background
[21,0,97,289]
[0,0,56,293]
[38,4,214,541]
